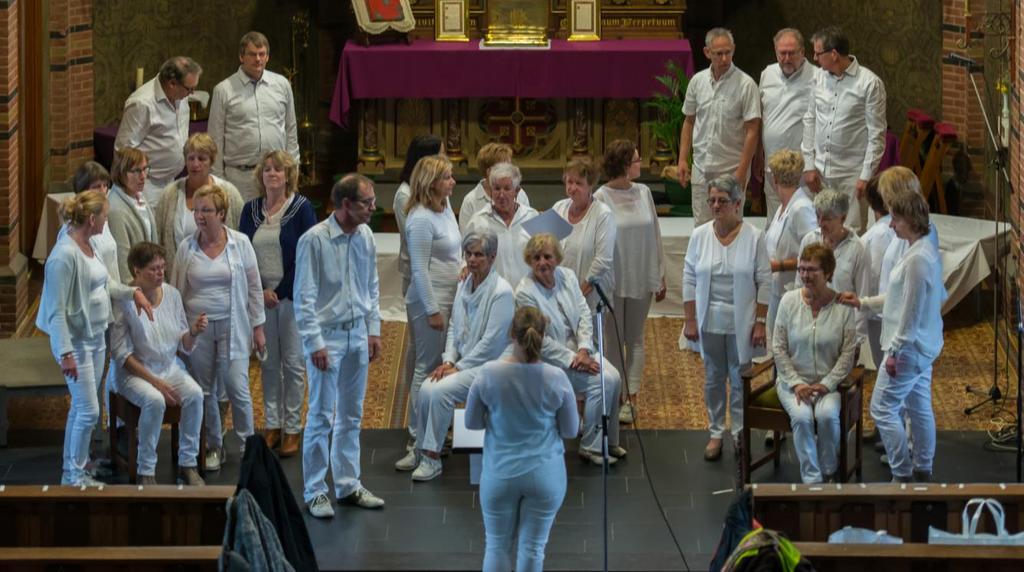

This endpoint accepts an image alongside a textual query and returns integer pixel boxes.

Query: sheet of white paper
[522,208,573,240]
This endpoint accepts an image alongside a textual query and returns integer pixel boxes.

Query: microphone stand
[592,281,613,572]
[957,57,1012,416]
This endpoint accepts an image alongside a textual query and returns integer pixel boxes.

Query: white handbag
[928,498,1024,546]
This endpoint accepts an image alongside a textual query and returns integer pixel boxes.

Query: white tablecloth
[374,214,1008,321]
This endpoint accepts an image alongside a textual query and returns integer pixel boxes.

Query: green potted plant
[644,59,692,216]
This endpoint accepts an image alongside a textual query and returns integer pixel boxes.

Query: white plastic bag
[828,526,903,544]
[928,498,1024,546]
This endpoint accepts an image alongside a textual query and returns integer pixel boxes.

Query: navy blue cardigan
[239,194,318,302]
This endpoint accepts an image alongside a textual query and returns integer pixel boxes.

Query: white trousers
[480,454,566,572]
[701,331,746,439]
[62,340,105,485]
[406,301,452,441]
[777,384,841,483]
[762,173,782,223]
[603,294,652,396]
[224,165,259,202]
[870,349,936,477]
[566,356,621,451]
[416,366,481,453]
[400,277,417,397]
[302,323,369,502]
[118,365,203,475]
[188,318,253,450]
[261,300,306,434]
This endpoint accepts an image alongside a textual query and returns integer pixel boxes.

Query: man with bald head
[678,27,761,225]
[759,28,815,219]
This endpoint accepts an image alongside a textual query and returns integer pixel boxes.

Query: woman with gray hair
[464,162,539,289]
[398,231,515,481]
[795,189,871,336]
[683,174,770,461]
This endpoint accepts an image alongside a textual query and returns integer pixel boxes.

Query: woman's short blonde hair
[193,184,229,221]
[406,155,452,214]
[564,156,599,188]
[255,150,300,197]
[522,233,562,266]
[767,149,804,188]
[878,166,922,207]
[183,132,219,164]
[887,188,931,237]
[111,147,148,188]
[476,142,513,175]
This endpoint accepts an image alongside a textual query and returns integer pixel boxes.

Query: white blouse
[861,214,897,298]
[465,203,539,291]
[514,266,594,370]
[552,198,616,309]
[764,187,817,296]
[594,182,666,299]
[173,191,198,248]
[458,180,530,233]
[393,182,412,282]
[110,284,190,382]
[772,289,859,391]
[405,204,462,318]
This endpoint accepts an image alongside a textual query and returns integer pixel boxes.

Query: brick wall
[1013,0,1023,296]
[0,0,29,337]
[49,0,95,183]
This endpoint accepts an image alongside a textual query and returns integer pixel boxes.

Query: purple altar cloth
[330,39,695,127]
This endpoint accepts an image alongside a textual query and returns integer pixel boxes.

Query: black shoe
[912,470,932,483]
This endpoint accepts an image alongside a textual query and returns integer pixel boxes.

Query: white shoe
[206,447,223,472]
[340,487,385,509]
[394,449,420,471]
[79,474,104,487]
[579,449,618,466]
[619,403,634,424]
[307,494,335,519]
[411,456,442,482]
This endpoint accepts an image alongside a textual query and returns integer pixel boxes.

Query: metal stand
[959,60,1011,416]
[593,297,611,572]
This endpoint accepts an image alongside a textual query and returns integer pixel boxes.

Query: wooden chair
[108,391,206,484]
[898,109,935,175]
[740,360,864,484]
[918,122,958,215]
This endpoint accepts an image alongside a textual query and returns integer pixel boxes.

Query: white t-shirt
[185,248,232,319]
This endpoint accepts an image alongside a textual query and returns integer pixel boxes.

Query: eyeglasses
[127,166,151,175]
[797,266,822,274]
[706,198,735,206]
[813,48,833,58]
[178,80,198,94]
[352,196,376,208]
[195,207,219,215]
[708,49,734,58]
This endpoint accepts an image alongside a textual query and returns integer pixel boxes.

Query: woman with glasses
[795,189,871,338]
[594,139,666,425]
[683,174,770,461]
[171,184,266,472]
[395,155,462,471]
[239,150,317,458]
[773,243,858,483]
[108,148,159,283]
[155,133,244,276]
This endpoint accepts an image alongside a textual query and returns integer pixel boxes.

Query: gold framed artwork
[484,0,549,46]
[568,0,600,42]
[436,0,469,42]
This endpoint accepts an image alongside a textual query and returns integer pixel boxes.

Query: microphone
[589,279,614,314]
[948,53,976,65]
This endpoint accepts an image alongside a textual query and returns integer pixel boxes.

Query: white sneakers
[205,447,224,472]
[411,456,443,481]
[394,449,421,471]
[619,402,634,424]
[340,487,385,509]
[307,494,336,519]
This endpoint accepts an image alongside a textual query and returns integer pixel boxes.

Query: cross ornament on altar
[480,97,557,155]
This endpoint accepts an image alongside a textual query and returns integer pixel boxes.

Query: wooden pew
[0,485,233,547]
[752,483,1024,570]
[0,546,221,572]
[752,483,1024,543]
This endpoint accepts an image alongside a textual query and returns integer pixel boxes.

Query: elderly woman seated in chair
[772,243,859,484]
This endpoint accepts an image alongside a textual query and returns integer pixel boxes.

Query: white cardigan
[514,267,594,370]
[170,227,266,360]
[764,187,817,296]
[552,198,617,308]
[683,221,771,364]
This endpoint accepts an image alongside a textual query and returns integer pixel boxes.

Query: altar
[330,38,694,174]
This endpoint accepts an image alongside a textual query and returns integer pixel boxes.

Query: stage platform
[0,428,1016,571]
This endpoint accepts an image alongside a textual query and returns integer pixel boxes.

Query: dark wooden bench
[0,337,67,447]
[0,545,221,571]
[794,542,1024,572]
[0,484,233,547]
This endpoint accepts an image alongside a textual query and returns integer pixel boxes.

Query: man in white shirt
[801,26,887,233]
[678,27,761,225]
[294,173,384,517]
[114,56,201,206]
[760,28,815,219]
[208,31,300,201]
